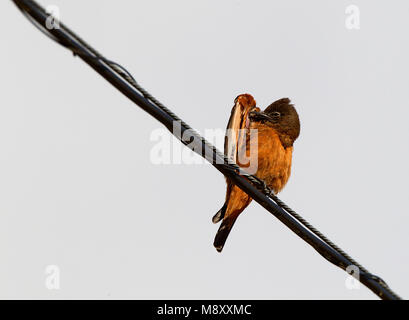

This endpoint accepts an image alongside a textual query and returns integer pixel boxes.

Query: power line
[11,0,402,300]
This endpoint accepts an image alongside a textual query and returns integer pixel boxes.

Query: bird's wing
[224,103,241,162]
[224,102,259,162]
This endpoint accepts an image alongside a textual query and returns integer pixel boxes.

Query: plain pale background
[1,0,408,299]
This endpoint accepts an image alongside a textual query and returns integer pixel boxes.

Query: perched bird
[213,94,300,252]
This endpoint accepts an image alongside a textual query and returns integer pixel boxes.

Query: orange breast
[238,123,293,194]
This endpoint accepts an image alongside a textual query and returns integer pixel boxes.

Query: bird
[212,94,300,252]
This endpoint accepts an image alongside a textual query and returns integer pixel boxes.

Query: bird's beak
[249,111,272,122]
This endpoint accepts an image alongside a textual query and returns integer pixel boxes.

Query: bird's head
[249,98,300,147]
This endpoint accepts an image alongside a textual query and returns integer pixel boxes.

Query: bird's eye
[272,111,281,119]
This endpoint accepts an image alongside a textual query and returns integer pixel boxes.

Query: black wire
[12,0,402,300]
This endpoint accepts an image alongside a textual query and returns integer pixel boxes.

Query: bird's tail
[213,214,239,252]
[212,203,227,224]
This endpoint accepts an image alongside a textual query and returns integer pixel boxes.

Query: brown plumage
[213,94,300,252]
